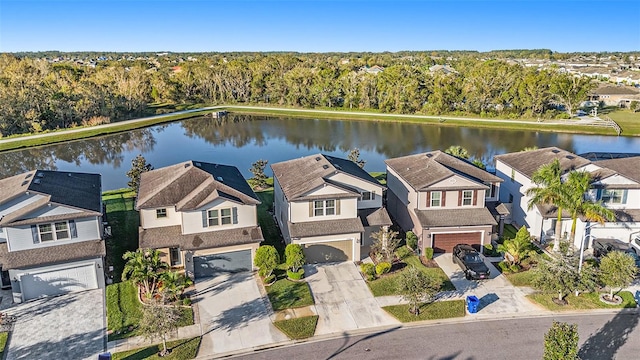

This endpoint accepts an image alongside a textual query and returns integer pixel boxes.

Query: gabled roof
[271,154,383,201]
[137,161,260,210]
[385,151,502,191]
[415,208,497,227]
[494,147,591,179]
[0,170,102,225]
[593,156,640,185]
[0,240,105,269]
[139,225,263,250]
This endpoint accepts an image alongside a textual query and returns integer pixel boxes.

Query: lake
[1,114,639,190]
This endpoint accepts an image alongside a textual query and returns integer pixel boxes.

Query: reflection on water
[1,114,638,190]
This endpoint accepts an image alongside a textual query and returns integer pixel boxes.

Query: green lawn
[273,315,319,340]
[383,300,466,322]
[0,332,8,359]
[528,291,637,311]
[107,281,194,341]
[502,224,518,241]
[103,188,140,282]
[266,275,315,311]
[505,270,536,287]
[367,255,455,297]
[606,108,640,135]
[370,172,387,185]
[112,337,201,360]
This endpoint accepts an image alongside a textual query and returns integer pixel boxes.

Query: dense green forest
[1,50,635,137]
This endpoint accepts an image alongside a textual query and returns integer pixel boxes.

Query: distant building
[589,85,640,108]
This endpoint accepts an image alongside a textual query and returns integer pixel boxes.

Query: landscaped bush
[509,264,521,273]
[498,261,511,273]
[406,231,418,250]
[182,297,191,306]
[483,244,500,257]
[375,262,392,276]
[360,263,376,281]
[287,268,305,280]
[254,245,280,278]
[263,274,276,284]
[424,247,434,260]
[395,246,412,260]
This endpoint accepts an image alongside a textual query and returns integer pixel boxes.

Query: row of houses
[0,147,638,304]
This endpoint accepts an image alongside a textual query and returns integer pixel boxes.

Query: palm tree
[564,170,615,244]
[444,145,470,159]
[122,248,169,297]
[526,159,567,252]
[159,270,193,303]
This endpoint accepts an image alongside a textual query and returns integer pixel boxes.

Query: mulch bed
[419,256,439,268]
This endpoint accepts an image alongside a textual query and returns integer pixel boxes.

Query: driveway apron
[195,272,287,356]
[6,289,106,360]
[305,263,398,335]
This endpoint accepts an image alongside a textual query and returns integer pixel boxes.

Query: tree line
[0,51,607,137]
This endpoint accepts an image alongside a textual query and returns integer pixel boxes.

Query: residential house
[588,85,640,108]
[495,147,640,249]
[0,170,105,303]
[271,154,391,263]
[136,161,263,279]
[385,151,504,254]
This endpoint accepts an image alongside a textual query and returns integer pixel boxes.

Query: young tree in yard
[159,270,193,303]
[249,159,269,189]
[543,321,579,360]
[285,244,305,273]
[532,252,597,303]
[444,145,470,159]
[497,226,536,267]
[599,251,638,301]
[526,159,566,252]
[347,148,366,168]
[139,300,182,357]
[122,249,169,298]
[370,227,401,263]
[126,154,153,191]
[254,245,279,278]
[397,266,441,315]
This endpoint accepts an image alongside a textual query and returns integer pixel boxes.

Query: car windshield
[464,254,482,263]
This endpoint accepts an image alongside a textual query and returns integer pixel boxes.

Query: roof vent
[194,162,201,167]
[566,155,575,160]
[25,173,32,179]
[551,149,560,154]
[315,157,321,161]
[426,153,433,158]
[36,173,44,178]
[335,164,341,169]
[216,176,224,182]
[33,179,41,184]
[21,180,28,186]
[68,173,72,177]
[322,165,329,169]
[184,163,191,168]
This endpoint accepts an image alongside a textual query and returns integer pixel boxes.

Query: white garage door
[21,264,98,301]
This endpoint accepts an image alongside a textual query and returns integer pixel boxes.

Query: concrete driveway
[5,289,106,360]
[435,254,542,315]
[305,262,398,335]
[195,272,287,357]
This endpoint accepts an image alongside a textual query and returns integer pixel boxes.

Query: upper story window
[156,208,167,218]
[314,200,336,216]
[485,184,496,198]
[430,191,442,207]
[361,191,373,201]
[208,208,232,226]
[38,221,69,242]
[462,190,474,206]
[601,189,626,204]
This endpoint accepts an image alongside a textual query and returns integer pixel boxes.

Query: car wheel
[465,272,472,280]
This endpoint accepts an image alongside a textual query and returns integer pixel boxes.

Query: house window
[169,247,181,266]
[361,191,373,201]
[207,208,232,226]
[313,200,336,216]
[38,221,69,242]
[485,184,496,198]
[462,190,473,206]
[509,194,514,203]
[601,189,625,204]
[156,208,167,218]
[430,191,442,207]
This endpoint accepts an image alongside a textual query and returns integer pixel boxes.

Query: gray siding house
[0,170,105,303]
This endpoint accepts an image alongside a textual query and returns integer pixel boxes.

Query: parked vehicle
[593,238,640,268]
[629,235,640,255]
[452,244,490,280]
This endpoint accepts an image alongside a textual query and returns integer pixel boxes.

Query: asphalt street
[230,312,640,360]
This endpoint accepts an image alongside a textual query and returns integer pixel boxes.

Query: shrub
[263,274,276,284]
[424,247,434,260]
[285,244,306,273]
[483,244,500,257]
[287,269,305,280]
[498,261,511,274]
[254,245,280,278]
[182,297,192,306]
[396,246,412,260]
[375,262,392,276]
[544,321,579,360]
[509,264,521,273]
[360,263,376,281]
[406,231,418,250]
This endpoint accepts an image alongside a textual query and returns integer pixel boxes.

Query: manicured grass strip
[502,224,518,240]
[368,255,455,297]
[527,291,637,311]
[0,332,8,359]
[383,300,466,322]
[266,278,315,311]
[112,336,201,360]
[505,270,536,287]
[274,315,318,340]
[103,189,139,282]
[107,281,143,341]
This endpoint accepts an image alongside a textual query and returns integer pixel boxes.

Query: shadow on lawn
[578,310,640,360]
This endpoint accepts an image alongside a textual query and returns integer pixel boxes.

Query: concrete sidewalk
[107,324,201,354]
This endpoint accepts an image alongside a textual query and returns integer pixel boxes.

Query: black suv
[452,244,490,280]
[593,238,640,268]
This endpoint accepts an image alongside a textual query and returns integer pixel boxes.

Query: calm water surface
[1,114,639,190]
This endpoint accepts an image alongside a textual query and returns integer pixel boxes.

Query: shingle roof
[139,225,263,250]
[137,161,260,210]
[271,154,383,201]
[0,240,105,269]
[385,151,502,191]
[0,170,102,213]
[288,218,365,239]
[494,147,591,179]
[415,208,497,227]
[593,156,640,185]
[591,86,640,96]
[358,208,393,227]
[485,201,510,217]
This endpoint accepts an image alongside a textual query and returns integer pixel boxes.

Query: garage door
[194,250,251,279]
[304,240,353,263]
[21,264,98,301]
[432,232,482,253]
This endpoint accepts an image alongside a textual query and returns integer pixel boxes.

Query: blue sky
[1,0,638,53]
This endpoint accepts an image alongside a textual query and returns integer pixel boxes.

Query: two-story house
[0,170,105,303]
[385,151,503,253]
[271,154,391,263]
[136,161,264,279]
[495,147,640,249]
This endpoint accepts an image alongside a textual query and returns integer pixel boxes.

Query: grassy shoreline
[1,105,637,152]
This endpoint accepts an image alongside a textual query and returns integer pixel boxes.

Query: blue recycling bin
[98,353,111,360]
[466,295,479,313]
